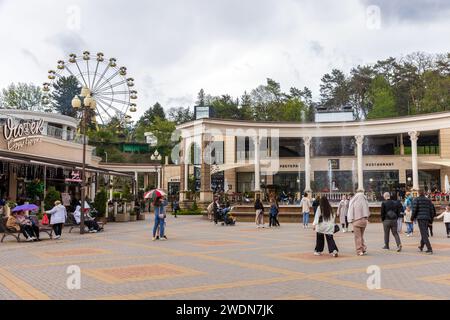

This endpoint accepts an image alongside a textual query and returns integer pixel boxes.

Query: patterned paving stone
[0,215,449,300]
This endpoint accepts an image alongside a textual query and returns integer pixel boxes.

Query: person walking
[313,196,339,257]
[412,190,435,254]
[337,195,349,232]
[269,199,280,228]
[404,205,414,236]
[395,194,405,233]
[347,192,370,256]
[45,200,67,240]
[172,199,180,218]
[152,196,168,241]
[254,197,265,228]
[436,205,450,238]
[381,192,402,252]
[300,193,312,229]
[312,195,320,215]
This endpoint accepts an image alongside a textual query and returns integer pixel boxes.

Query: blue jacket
[154,200,167,218]
[269,204,279,216]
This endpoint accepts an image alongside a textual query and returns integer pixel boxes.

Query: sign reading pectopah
[3,117,44,151]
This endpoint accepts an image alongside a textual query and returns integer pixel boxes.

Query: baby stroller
[219,207,236,226]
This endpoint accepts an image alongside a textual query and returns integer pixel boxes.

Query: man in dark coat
[411,190,436,254]
[380,192,402,251]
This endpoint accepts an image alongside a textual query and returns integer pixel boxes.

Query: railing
[46,125,63,139]
[46,125,80,144]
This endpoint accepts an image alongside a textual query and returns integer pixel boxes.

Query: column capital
[303,136,312,145]
[355,135,364,145]
[408,131,420,141]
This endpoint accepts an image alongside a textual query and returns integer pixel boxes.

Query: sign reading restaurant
[2,117,44,151]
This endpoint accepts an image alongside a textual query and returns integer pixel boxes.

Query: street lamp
[72,86,96,234]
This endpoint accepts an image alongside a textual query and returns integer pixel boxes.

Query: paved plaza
[1,215,450,300]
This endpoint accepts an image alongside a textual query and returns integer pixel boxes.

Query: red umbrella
[144,189,166,202]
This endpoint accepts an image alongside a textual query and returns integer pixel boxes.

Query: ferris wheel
[42,51,137,125]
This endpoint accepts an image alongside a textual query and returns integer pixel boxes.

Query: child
[436,205,450,238]
[404,205,413,237]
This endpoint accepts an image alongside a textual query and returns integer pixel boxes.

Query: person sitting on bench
[73,202,102,233]
[7,211,39,241]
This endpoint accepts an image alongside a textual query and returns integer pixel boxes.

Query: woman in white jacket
[313,196,339,257]
[46,200,67,239]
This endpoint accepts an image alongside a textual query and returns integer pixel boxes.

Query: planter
[115,213,130,222]
[137,213,146,220]
[130,215,137,221]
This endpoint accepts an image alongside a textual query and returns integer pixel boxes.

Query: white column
[157,168,161,189]
[109,176,113,201]
[303,136,312,193]
[90,179,96,200]
[409,131,420,191]
[62,125,68,140]
[135,171,138,195]
[184,164,189,191]
[355,135,364,192]
[254,135,261,192]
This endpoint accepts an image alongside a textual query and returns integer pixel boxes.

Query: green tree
[0,83,43,111]
[210,95,240,119]
[240,91,253,120]
[367,76,397,119]
[44,187,61,210]
[50,76,81,117]
[137,102,166,127]
[168,107,194,124]
[319,69,350,110]
[421,70,450,113]
[93,188,108,217]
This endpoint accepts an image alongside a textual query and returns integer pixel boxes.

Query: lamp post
[72,87,96,234]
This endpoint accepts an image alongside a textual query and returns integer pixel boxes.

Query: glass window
[364,135,397,155]
[278,138,304,157]
[406,169,441,192]
[364,170,399,199]
[236,172,254,193]
[314,171,354,192]
[211,171,225,193]
[312,137,355,156]
[273,172,305,194]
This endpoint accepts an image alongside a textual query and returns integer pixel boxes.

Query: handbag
[334,224,340,233]
[41,213,49,225]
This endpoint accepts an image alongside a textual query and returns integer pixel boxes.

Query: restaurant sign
[3,117,44,151]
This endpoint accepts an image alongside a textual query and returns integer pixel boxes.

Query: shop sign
[328,159,340,170]
[65,171,82,183]
[3,117,44,151]
[365,162,394,167]
[169,177,180,182]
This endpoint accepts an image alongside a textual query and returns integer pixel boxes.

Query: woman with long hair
[254,196,265,228]
[152,196,168,241]
[313,196,339,257]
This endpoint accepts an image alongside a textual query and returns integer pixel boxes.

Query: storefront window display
[364,170,399,200]
[314,171,354,192]
[236,172,254,193]
[406,169,441,192]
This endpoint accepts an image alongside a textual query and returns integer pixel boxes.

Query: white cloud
[0,0,449,121]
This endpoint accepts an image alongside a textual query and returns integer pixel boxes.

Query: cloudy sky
[0,0,449,120]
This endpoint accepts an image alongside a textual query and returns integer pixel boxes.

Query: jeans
[315,232,338,253]
[269,215,280,227]
[406,222,414,234]
[303,212,309,226]
[383,219,401,248]
[418,219,432,251]
[153,215,165,237]
[52,223,63,236]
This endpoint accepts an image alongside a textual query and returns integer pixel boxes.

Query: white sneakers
[54,235,61,240]
[314,251,322,256]
[332,250,339,257]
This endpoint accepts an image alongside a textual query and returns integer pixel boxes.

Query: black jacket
[254,201,264,212]
[381,199,401,221]
[312,199,320,214]
[411,196,436,221]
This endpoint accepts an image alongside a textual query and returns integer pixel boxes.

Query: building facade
[164,112,450,203]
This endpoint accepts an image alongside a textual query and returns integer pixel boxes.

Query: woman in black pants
[313,196,339,257]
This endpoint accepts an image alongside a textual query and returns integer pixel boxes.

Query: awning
[0,150,133,178]
[420,159,450,167]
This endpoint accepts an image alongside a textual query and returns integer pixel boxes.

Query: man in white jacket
[347,192,370,256]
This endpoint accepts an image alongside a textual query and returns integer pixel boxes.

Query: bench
[0,216,53,242]
[67,213,105,233]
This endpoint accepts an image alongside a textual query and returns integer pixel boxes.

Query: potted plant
[129,209,137,221]
[115,200,129,222]
[93,188,108,224]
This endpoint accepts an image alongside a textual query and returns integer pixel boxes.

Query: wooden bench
[0,216,53,242]
[67,213,105,233]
